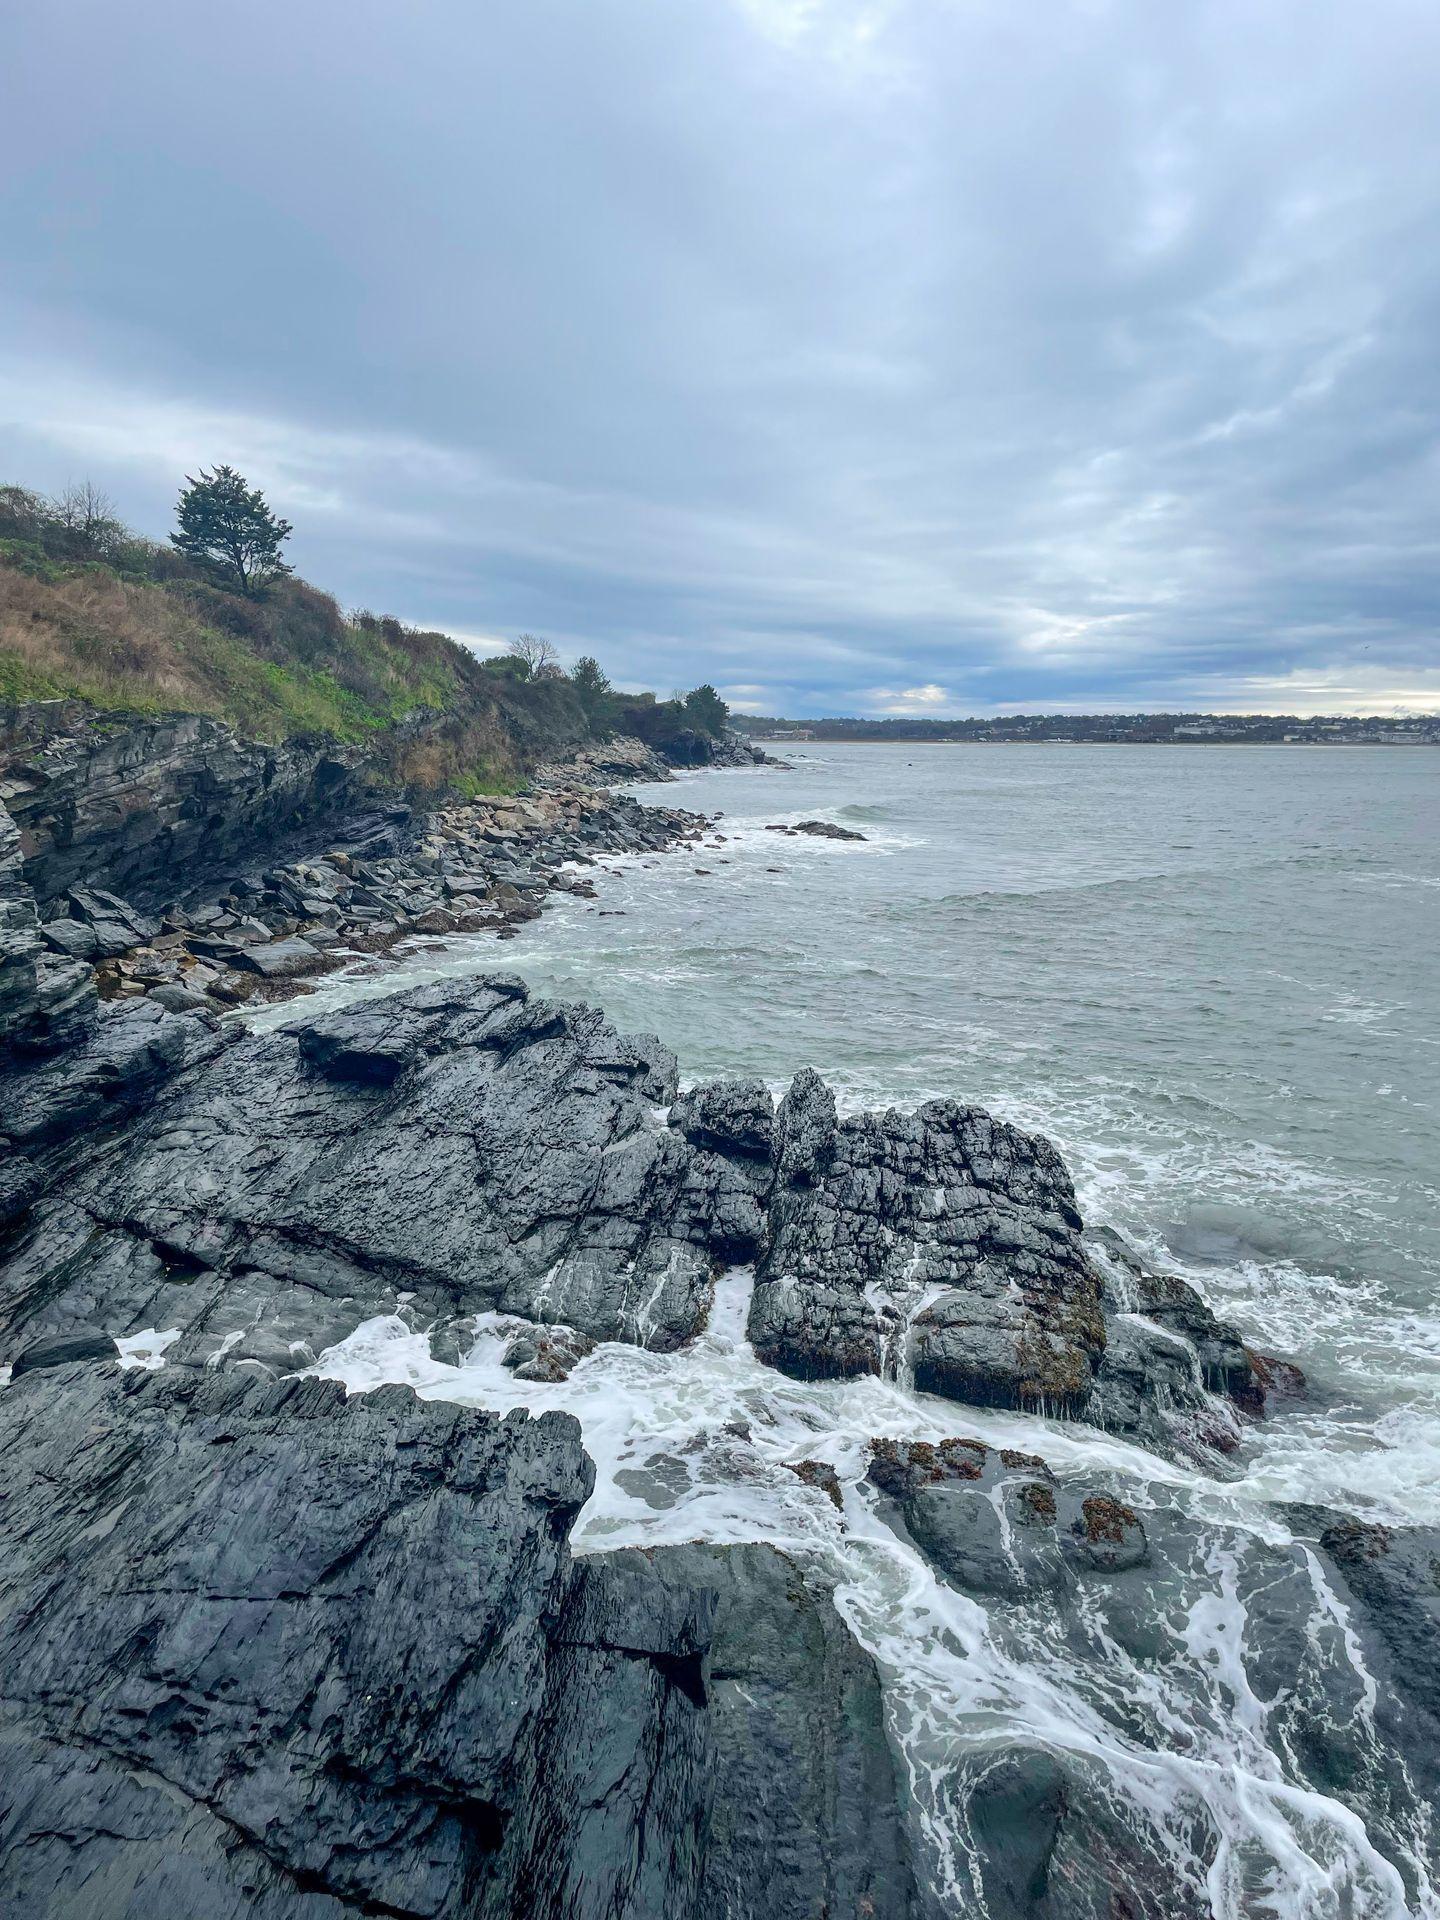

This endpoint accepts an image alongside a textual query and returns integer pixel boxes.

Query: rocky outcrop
[0,1360,912,1918]
[1084,1226,1306,1461]
[6,750,707,1018]
[0,802,98,1060]
[0,976,1268,1464]
[750,1071,1108,1416]
[1,702,382,907]
[555,1543,914,1920]
[765,818,865,841]
[1291,1510,1440,1840]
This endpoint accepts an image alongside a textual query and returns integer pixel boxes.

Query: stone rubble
[18,736,711,1017]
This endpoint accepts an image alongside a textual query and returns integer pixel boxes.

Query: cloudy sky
[3,0,1439,715]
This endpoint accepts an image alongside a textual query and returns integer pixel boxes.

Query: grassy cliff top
[0,535,510,744]
[0,480,735,794]
[0,483,603,794]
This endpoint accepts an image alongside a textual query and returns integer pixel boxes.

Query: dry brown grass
[0,565,222,713]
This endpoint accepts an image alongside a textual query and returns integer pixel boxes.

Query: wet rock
[751,1074,1105,1414]
[1067,1493,1148,1573]
[560,1543,916,1920]
[1309,1514,1440,1780]
[785,1459,845,1509]
[0,1364,915,1919]
[868,1439,1067,1598]
[10,1328,116,1378]
[3,965,1274,1481]
[959,1746,1216,1920]
[0,995,226,1228]
[793,818,866,840]
[867,1439,1148,1597]
[1084,1227,1278,1458]
[0,1364,591,1917]
[503,1324,598,1381]
[0,979,711,1360]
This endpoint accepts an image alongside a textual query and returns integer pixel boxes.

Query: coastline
[2,727,1438,1915]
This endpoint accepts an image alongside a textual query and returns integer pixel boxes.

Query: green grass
[0,541,595,794]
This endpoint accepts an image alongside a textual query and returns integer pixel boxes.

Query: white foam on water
[114,1327,181,1370]
[306,1282,1433,1919]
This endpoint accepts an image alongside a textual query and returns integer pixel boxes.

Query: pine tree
[572,655,616,733]
[171,466,293,594]
[683,683,729,738]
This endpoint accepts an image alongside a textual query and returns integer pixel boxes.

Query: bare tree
[507,633,563,680]
[49,479,123,557]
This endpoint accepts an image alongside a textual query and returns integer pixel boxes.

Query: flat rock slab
[229,935,329,978]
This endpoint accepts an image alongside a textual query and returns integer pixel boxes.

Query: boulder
[866,1438,1148,1598]
[750,1072,1106,1415]
[39,917,99,961]
[67,885,159,956]
[503,1324,598,1381]
[228,935,329,979]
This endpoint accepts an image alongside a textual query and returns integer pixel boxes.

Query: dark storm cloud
[3,0,1438,712]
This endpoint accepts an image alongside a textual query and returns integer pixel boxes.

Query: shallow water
[271,742,1439,1914]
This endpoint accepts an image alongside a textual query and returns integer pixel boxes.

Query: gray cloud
[3,0,1438,711]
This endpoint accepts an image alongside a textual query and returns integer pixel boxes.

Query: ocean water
[268,743,1440,1915]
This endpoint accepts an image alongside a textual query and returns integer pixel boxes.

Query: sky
[3,0,1439,717]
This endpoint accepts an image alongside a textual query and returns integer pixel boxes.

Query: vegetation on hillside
[0,475,733,790]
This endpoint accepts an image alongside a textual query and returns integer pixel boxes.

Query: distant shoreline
[744,735,1439,749]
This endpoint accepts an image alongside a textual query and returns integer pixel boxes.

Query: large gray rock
[866,1437,1148,1599]
[0,1363,917,1919]
[556,1543,916,1920]
[0,995,227,1228]
[66,883,159,956]
[228,933,329,978]
[749,1070,1108,1415]
[0,978,734,1362]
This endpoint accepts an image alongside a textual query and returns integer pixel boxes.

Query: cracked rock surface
[2,973,1266,1458]
[0,1362,911,1919]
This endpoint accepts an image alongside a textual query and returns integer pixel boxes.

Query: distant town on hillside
[740,712,1440,746]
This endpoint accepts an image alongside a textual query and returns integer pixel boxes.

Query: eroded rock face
[557,1543,915,1920]
[750,1071,1108,1416]
[0,1362,914,1920]
[1297,1511,1440,1847]
[1,705,378,907]
[0,803,98,1062]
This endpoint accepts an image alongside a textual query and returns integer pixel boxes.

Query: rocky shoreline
[1,725,1437,1915]
[3,729,738,1022]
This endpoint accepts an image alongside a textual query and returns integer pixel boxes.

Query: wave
[835,801,899,823]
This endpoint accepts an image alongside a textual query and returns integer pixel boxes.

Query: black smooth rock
[9,1328,115,1378]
